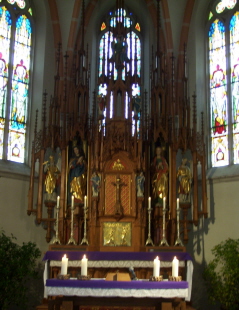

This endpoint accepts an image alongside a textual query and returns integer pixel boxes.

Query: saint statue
[68,145,87,203]
[132,95,141,115]
[177,158,192,202]
[136,171,145,197]
[151,146,168,205]
[43,155,60,198]
[91,171,101,197]
[111,35,129,66]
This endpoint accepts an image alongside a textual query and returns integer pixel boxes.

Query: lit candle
[163,197,166,210]
[81,254,88,276]
[61,254,68,275]
[172,256,179,277]
[148,197,151,210]
[177,198,179,210]
[57,196,60,208]
[71,195,74,208]
[84,195,87,207]
[153,256,160,277]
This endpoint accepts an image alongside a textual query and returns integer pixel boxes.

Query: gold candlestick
[145,201,154,246]
[174,202,184,246]
[67,196,77,245]
[159,204,169,246]
[50,197,61,244]
[81,196,89,245]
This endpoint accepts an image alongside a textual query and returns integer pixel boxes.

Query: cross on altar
[111,175,126,216]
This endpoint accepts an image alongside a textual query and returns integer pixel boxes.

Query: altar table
[46,279,189,310]
[46,278,189,298]
[43,251,193,303]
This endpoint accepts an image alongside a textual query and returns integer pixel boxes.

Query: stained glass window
[7,0,25,9]
[0,0,32,163]
[101,22,106,31]
[135,23,140,32]
[209,11,214,20]
[209,0,239,166]
[0,6,11,160]
[216,0,236,13]
[98,7,141,134]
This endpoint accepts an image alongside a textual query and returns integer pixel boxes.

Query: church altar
[46,278,189,310]
[43,250,192,266]
[46,278,189,298]
[43,250,193,304]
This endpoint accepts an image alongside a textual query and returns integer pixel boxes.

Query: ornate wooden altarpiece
[27,0,207,254]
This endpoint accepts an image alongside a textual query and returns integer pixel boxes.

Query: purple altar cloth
[46,279,188,290]
[43,251,192,262]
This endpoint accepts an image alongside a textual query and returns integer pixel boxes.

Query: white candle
[172,256,179,277]
[61,254,68,275]
[81,254,88,276]
[84,195,87,207]
[153,256,160,277]
[177,198,179,210]
[71,195,74,208]
[148,197,151,210]
[57,196,60,208]
[163,197,166,210]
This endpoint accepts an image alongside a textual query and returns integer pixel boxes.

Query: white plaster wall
[0,1,51,251]
[0,176,47,250]
[1,1,239,309]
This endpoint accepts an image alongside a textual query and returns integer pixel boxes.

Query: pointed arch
[208,0,239,167]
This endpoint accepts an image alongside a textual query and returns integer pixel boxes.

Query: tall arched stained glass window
[230,11,239,163]
[98,6,141,134]
[209,0,239,167]
[0,0,32,163]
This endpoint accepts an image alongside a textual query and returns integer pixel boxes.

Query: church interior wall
[0,1,238,309]
[167,0,187,57]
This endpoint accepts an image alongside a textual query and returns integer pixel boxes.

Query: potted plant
[203,238,239,310]
[0,230,41,310]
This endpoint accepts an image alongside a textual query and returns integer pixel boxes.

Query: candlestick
[81,198,89,245]
[67,196,77,245]
[50,196,61,244]
[159,197,169,246]
[174,199,184,246]
[145,198,154,246]
[153,256,160,277]
[172,256,179,277]
[61,254,68,275]
[81,254,88,276]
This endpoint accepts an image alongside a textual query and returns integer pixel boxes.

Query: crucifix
[112,175,126,216]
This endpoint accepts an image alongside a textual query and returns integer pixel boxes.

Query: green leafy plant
[203,238,239,310]
[0,230,41,310]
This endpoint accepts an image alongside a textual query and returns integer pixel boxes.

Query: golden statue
[43,155,60,194]
[151,146,169,205]
[68,146,87,203]
[177,158,192,202]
